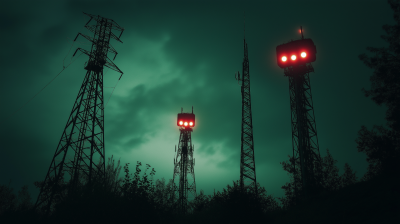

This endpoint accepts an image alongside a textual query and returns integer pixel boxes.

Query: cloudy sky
[0,0,393,203]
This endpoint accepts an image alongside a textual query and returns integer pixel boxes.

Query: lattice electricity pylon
[276,27,323,201]
[34,12,124,214]
[172,107,197,214]
[235,37,258,196]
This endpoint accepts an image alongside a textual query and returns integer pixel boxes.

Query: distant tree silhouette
[0,182,40,223]
[319,149,342,192]
[357,0,400,180]
[358,0,400,133]
[356,125,399,180]
[152,177,176,213]
[341,163,358,187]
[279,149,359,209]
[45,159,165,223]
[189,189,213,214]
[15,185,33,212]
[0,181,16,215]
[184,180,279,223]
[278,154,302,209]
[104,155,123,194]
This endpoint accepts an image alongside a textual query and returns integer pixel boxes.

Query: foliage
[152,177,176,213]
[358,0,400,133]
[356,125,400,181]
[278,149,359,210]
[341,163,358,187]
[278,154,302,209]
[0,182,39,223]
[47,159,163,223]
[0,181,17,215]
[182,180,281,224]
[319,149,342,192]
[104,155,123,194]
[357,0,400,181]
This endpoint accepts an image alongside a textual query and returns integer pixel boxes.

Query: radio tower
[235,15,258,195]
[34,12,124,214]
[276,27,322,202]
[173,107,197,214]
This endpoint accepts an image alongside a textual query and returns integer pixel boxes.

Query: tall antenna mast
[244,10,246,39]
[235,15,258,196]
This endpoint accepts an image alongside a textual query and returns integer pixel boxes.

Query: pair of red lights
[281,52,307,62]
[178,121,193,127]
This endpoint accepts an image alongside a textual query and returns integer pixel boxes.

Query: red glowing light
[301,52,306,58]
[177,112,195,127]
[281,56,287,62]
[291,55,296,60]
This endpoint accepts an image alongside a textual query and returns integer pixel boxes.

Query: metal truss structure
[172,121,196,214]
[284,63,323,200]
[235,37,258,195]
[34,12,124,214]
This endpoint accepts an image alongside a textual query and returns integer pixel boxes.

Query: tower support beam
[173,110,196,214]
[285,63,322,202]
[34,13,124,215]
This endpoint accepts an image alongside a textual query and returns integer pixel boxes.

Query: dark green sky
[0,0,392,203]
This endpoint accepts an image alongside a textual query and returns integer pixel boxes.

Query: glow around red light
[301,52,306,58]
[184,122,188,126]
[291,55,296,60]
[179,121,183,125]
[281,56,287,62]
[189,122,193,126]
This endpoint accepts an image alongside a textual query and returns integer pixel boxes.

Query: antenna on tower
[300,26,304,39]
[244,10,246,39]
[237,14,257,196]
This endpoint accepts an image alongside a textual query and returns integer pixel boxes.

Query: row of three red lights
[179,121,193,126]
[281,52,307,62]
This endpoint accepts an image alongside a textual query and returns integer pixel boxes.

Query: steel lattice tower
[279,28,323,201]
[173,107,196,214]
[235,36,258,195]
[34,12,124,214]
[285,64,322,200]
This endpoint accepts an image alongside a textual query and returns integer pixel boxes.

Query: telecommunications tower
[276,27,322,201]
[172,107,197,214]
[34,12,124,214]
[235,23,258,195]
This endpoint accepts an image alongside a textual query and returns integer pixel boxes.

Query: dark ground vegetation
[1,0,400,223]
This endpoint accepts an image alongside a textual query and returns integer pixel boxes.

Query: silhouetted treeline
[2,0,400,223]
[356,0,400,181]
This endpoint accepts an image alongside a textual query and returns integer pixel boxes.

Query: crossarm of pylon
[83,12,96,20]
[109,19,124,32]
[74,33,94,44]
[104,56,123,74]
[72,48,90,58]
[108,44,118,60]
[83,24,123,44]
[109,31,123,43]
[82,12,123,43]
[84,24,97,35]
